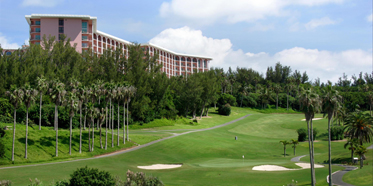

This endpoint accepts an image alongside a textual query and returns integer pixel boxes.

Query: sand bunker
[252,165,293,171]
[252,163,324,171]
[137,164,182,170]
[301,118,323,121]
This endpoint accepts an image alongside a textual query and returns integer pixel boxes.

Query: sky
[0,0,372,83]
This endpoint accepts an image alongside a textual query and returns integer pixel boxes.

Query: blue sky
[0,0,372,82]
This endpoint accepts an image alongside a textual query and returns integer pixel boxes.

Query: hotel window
[82,43,88,48]
[59,19,64,26]
[35,21,40,25]
[204,60,207,68]
[35,27,40,32]
[59,27,64,33]
[82,36,88,41]
[82,22,88,33]
[35,35,40,40]
[6,51,11,55]
[35,42,40,45]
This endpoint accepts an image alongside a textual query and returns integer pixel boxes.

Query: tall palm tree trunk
[55,105,58,157]
[306,119,314,186]
[310,118,316,185]
[92,118,94,151]
[123,101,126,144]
[84,105,87,130]
[11,108,16,161]
[88,122,91,152]
[105,105,108,150]
[283,145,286,157]
[127,101,129,141]
[117,102,119,146]
[99,120,102,149]
[69,116,72,155]
[327,114,333,186]
[112,104,114,147]
[109,99,111,130]
[39,94,42,130]
[79,105,82,153]
[25,107,29,159]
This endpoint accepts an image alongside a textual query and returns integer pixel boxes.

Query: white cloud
[159,0,344,24]
[21,0,64,7]
[0,33,20,49]
[367,13,373,22]
[305,17,337,30]
[150,27,372,83]
[149,26,232,67]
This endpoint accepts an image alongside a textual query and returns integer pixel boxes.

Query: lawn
[0,108,371,185]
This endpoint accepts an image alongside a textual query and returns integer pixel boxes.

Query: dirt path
[0,114,252,170]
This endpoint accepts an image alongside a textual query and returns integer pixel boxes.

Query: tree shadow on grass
[323,157,351,164]
[17,138,35,145]
[318,132,328,141]
[38,136,54,147]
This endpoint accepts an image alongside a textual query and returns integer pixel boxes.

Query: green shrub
[331,126,344,140]
[0,98,12,117]
[297,128,307,142]
[218,103,231,116]
[124,170,164,186]
[0,180,11,186]
[217,94,236,107]
[69,166,115,186]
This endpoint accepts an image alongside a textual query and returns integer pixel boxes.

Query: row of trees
[6,78,136,161]
[296,86,372,186]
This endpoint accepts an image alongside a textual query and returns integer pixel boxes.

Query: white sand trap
[295,163,324,169]
[301,118,323,121]
[252,163,324,171]
[252,165,293,171]
[137,164,182,170]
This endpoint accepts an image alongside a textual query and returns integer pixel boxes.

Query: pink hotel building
[25,14,212,77]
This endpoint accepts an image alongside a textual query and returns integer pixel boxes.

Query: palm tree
[127,86,137,141]
[89,85,99,151]
[355,146,367,169]
[22,83,38,159]
[279,140,290,157]
[273,83,282,110]
[299,88,321,186]
[36,76,48,130]
[98,108,106,149]
[291,139,299,156]
[259,88,274,109]
[6,86,24,161]
[344,138,359,163]
[344,112,373,145]
[116,84,127,146]
[76,85,86,153]
[103,83,112,150]
[120,86,128,144]
[65,91,78,155]
[111,84,118,147]
[322,85,341,186]
[86,102,97,152]
[48,79,67,157]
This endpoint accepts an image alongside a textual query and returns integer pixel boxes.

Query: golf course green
[0,107,371,186]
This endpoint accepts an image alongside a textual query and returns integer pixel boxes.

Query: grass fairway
[0,109,371,185]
